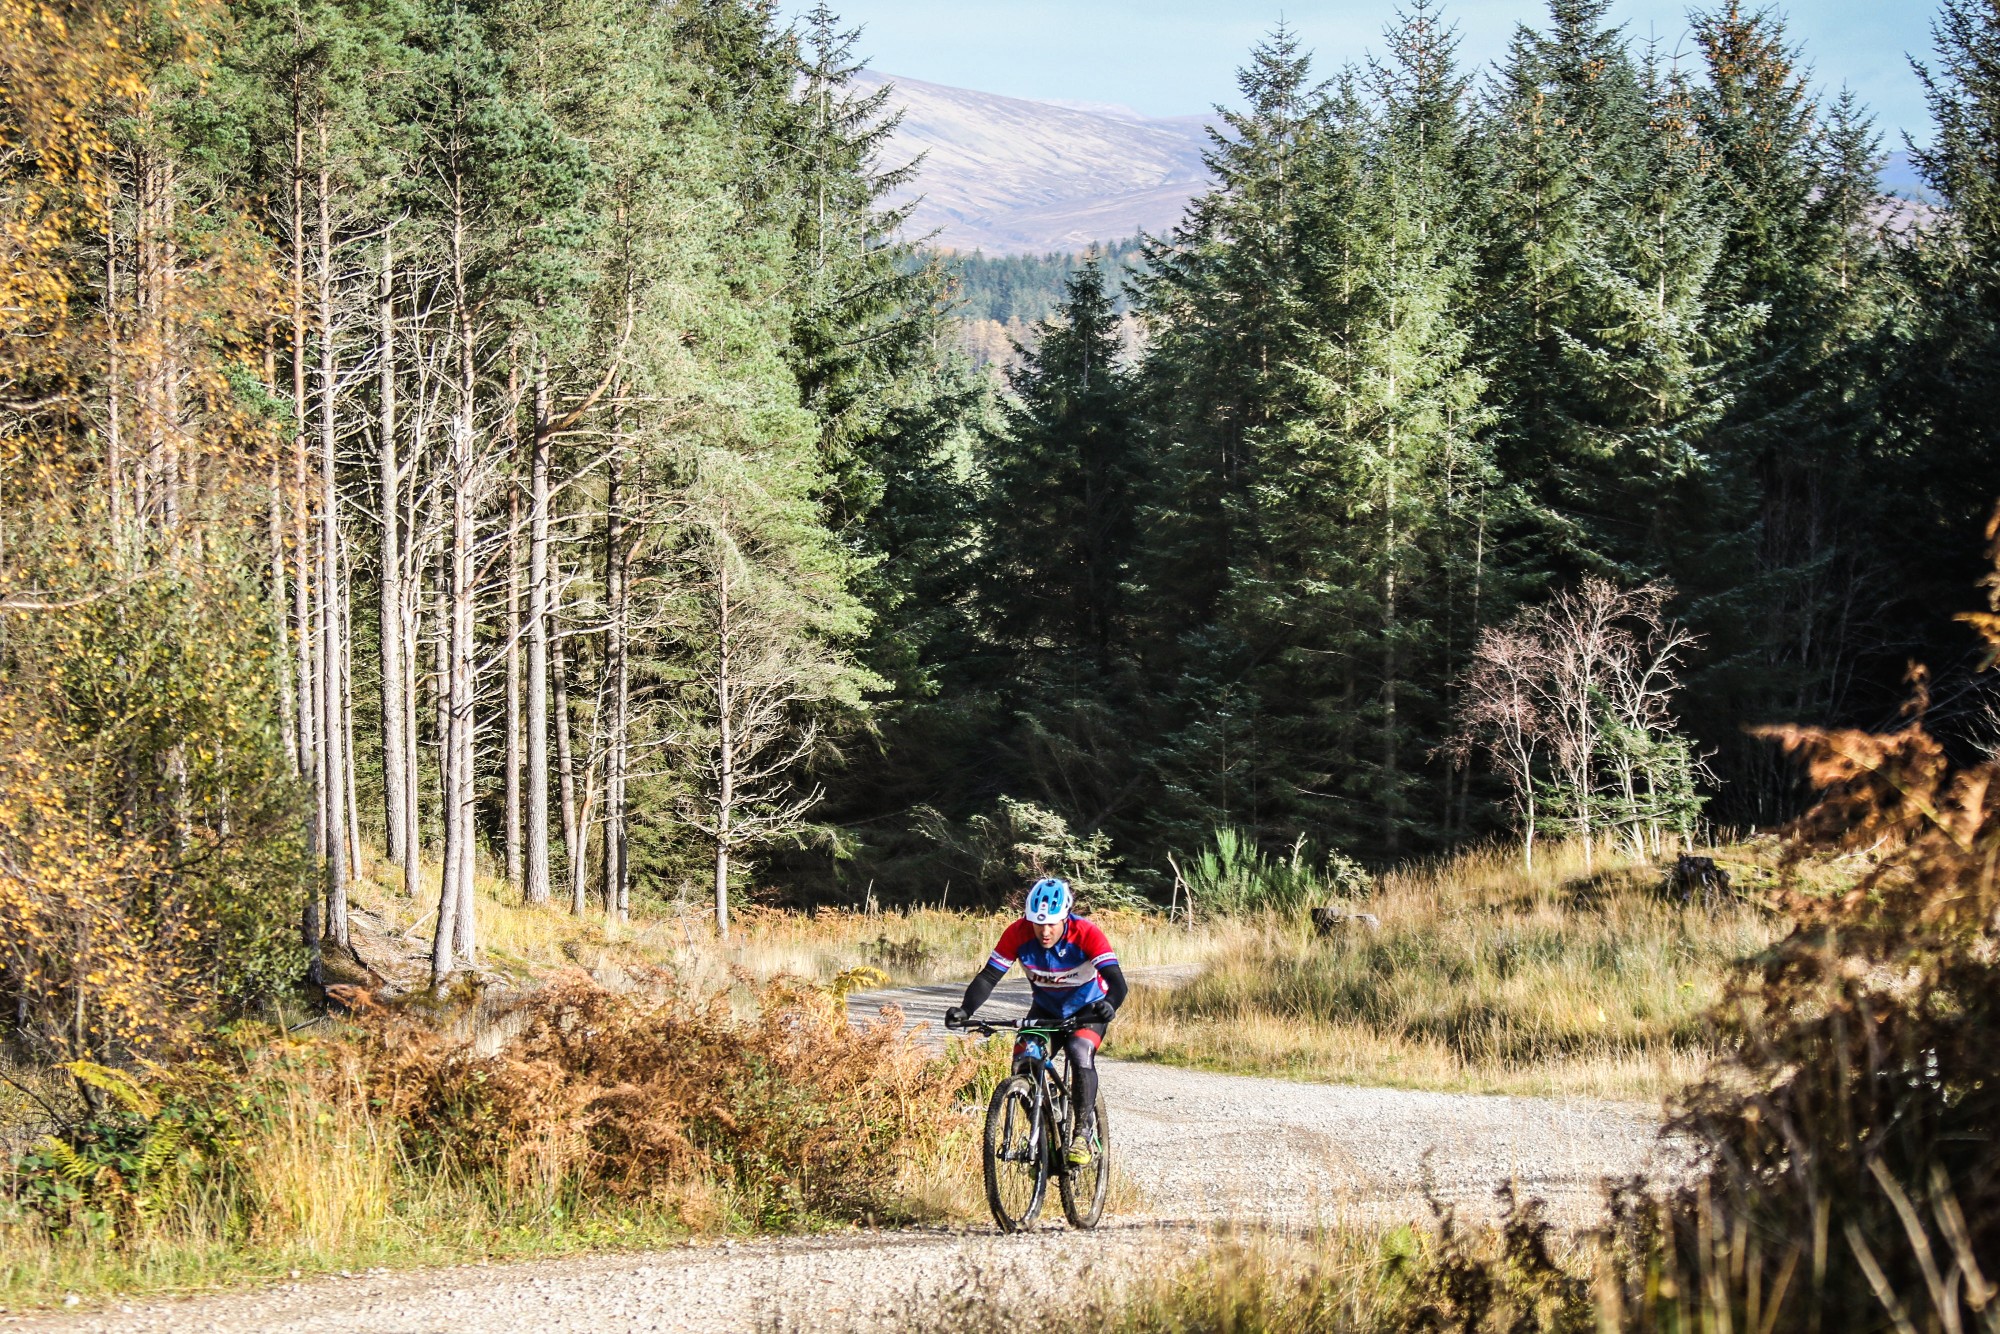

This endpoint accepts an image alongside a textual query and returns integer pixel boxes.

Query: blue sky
[802,0,1941,146]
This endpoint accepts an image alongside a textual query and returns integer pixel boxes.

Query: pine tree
[1474,0,1647,572]
[1246,1,1494,854]
[1122,27,1327,850]
[1678,3,1891,819]
[1876,0,2000,706]
[1130,25,1323,644]
[974,258,1142,831]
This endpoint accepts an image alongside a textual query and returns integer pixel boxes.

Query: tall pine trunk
[526,353,553,905]
[505,471,523,895]
[434,186,480,984]
[431,569,455,982]
[378,230,408,885]
[712,558,734,940]
[553,620,582,913]
[315,127,350,947]
[604,411,629,921]
[340,533,362,876]
[289,73,316,809]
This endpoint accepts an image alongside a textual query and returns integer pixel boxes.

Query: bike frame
[959,1016,1081,1171]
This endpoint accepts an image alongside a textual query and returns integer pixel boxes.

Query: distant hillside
[1883,149,1935,202]
[858,71,1210,255]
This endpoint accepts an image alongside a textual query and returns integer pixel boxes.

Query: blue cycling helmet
[1024,877,1073,925]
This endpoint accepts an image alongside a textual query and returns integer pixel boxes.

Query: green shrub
[1176,828,1372,916]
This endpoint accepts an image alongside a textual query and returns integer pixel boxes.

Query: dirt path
[845,973,1678,1226]
[7,976,1677,1332]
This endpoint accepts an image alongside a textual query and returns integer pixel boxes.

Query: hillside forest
[943,239,1143,367]
[7,0,2000,1047]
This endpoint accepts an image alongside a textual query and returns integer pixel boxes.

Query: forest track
[8,976,1679,1332]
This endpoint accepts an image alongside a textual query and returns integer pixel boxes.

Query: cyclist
[946,876,1127,1165]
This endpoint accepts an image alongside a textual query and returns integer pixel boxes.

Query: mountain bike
[945,1013,1110,1233]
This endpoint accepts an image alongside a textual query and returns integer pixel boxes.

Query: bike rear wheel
[1058,1089,1110,1229]
[983,1074,1047,1232]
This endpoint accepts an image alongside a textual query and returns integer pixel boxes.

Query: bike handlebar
[944,1014,1081,1037]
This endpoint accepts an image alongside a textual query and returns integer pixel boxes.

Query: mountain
[857,71,1212,256]
[1882,149,1934,202]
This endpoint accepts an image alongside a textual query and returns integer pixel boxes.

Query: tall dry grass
[349,858,1228,996]
[1,976,993,1309]
[883,1223,1426,1334]
[1114,841,1781,1100]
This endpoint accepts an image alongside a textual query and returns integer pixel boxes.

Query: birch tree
[670,455,876,938]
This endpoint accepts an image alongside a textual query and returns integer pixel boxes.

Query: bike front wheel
[1058,1089,1110,1229]
[983,1074,1048,1232]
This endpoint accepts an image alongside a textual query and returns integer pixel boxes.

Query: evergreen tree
[975,258,1142,832]
[1131,25,1323,643]
[1121,28,1327,850]
[1679,4,1891,819]
[1873,0,2000,735]
[1474,0,1647,573]
[1245,2,1494,854]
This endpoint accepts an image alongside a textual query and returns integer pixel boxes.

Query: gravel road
[6,973,1678,1332]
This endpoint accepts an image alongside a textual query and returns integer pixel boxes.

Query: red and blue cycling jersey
[987,917,1119,1019]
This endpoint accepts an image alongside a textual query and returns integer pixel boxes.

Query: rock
[1310,907,1381,936]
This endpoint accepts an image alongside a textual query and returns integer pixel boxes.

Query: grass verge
[1110,841,1784,1101]
[0,977,1004,1311]
[341,854,1224,996]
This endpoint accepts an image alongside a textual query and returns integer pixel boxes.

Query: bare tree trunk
[378,230,408,885]
[290,75,316,816]
[431,570,454,983]
[269,460,296,769]
[1523,789,1536,871]
[605,410,629,922]
[713,559,733,940]
[340,535,363,877]
[316,125,349,948]
[576,764,601,918]
[450,496,477,961]
[436,182,481,980]
[505,476,523,895]
[400,553,422,902]
[106,199,125,551]
[526,353,553,905]
[553,622,582,914]
[400,451,423,902]
[503,343,524,897]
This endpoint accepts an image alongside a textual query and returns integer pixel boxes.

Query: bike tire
[983,1074,1047,1232]
[1058,1089,1110,1229]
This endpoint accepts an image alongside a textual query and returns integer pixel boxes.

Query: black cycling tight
[1067,1033,1100,1133]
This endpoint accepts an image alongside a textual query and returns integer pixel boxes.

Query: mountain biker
[946,876,1127,1166]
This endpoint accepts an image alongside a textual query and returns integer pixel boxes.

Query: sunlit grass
[1110,840,1785,1102]
[345,851,1230,995]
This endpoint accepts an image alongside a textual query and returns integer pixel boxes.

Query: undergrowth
[0,977,992,1309]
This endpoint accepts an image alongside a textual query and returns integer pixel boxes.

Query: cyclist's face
[1033,919,1064,948]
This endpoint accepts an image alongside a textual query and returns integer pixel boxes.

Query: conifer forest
[8,0,2000,1030]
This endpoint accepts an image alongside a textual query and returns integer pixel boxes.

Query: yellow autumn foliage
[2,0,307,1060]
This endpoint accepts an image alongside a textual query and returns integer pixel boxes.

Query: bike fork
[1035,1064,1065,1167]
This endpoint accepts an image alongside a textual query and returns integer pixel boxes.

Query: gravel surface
[8,975,1676,1331]
[6,1227,1208,1334]
[847,973,1681,1227]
